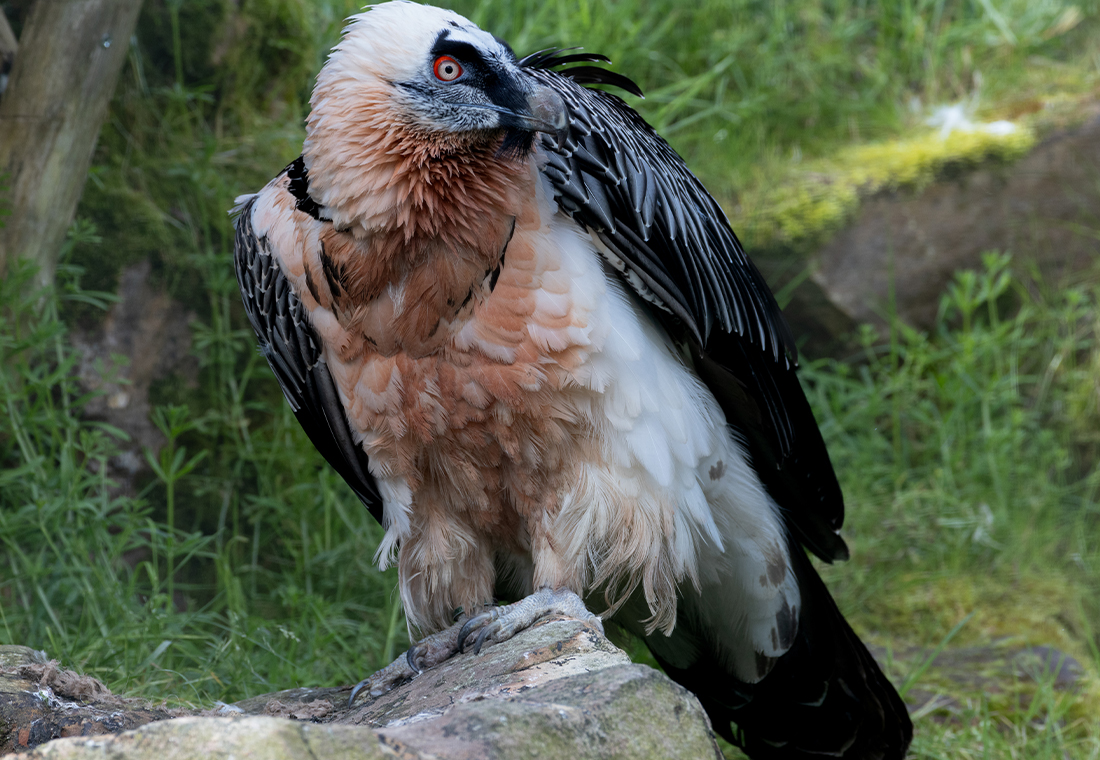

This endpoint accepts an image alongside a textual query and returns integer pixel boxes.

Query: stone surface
[4,626,1091,757]
[0,647,174,755]
[1,619,723,760]
[803,112,1100,340]
[3,718,389,760]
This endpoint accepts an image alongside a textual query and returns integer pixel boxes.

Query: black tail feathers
[652,549,912,759]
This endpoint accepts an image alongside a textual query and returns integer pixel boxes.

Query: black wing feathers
[234,196,384,524]
[526,63,847,562]
[692,332,849,562]
[527,64,794,359]
[526,57,906,758]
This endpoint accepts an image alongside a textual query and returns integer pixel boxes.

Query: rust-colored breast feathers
[257,122,609,630]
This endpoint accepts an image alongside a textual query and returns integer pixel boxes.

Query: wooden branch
[0,0,144,284]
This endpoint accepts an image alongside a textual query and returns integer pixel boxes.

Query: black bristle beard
[496,128,537,161]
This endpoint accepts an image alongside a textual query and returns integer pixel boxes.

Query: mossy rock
[744,96,1100,356]
[806,111,1100,338]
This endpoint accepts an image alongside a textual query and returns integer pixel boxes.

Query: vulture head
[303,2,567,232]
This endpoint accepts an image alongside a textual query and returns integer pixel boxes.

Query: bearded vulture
[232,3,912,757]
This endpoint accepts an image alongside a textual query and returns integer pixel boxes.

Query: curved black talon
[472,622,497,655]
[405,646,422,674]
[458,611,493,653]
[348,679,369,708]
[457,618,475,653]
[457,620,475,655]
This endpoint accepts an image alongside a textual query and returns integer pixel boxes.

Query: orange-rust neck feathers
[305,88,529,241]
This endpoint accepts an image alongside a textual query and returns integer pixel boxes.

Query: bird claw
[348,589,601,707]
[347,655,416,707]
[457,587,603,655]
[347,620,467,708]
[458,609,503,655]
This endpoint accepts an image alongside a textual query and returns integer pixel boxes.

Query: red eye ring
[433,55,463,82]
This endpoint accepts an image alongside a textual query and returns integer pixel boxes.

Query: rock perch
[1,618,722,759]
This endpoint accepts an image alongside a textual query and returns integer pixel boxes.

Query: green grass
[2,0,1100,755]
[0,252,406,703]
[805,254,1100,758]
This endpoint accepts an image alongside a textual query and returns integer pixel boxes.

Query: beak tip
[528,85,568,137]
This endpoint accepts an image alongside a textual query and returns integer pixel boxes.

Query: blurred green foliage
[450,0,1099,190]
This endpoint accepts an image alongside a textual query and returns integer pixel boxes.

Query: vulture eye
[433,56,463,82]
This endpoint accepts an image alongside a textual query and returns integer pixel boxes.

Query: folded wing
[234,192,384,523]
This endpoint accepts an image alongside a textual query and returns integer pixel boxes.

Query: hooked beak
[457,83,568,138]
[519,84,568,135]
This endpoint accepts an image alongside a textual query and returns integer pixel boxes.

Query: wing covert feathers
[233,195,383,523]
[525,65,794,363]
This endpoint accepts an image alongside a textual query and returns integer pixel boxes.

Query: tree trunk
[0,0,144,286]
[0,9,16,93]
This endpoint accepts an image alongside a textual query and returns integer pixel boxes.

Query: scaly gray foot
[347,620,466,707]
[458,587,604,655]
